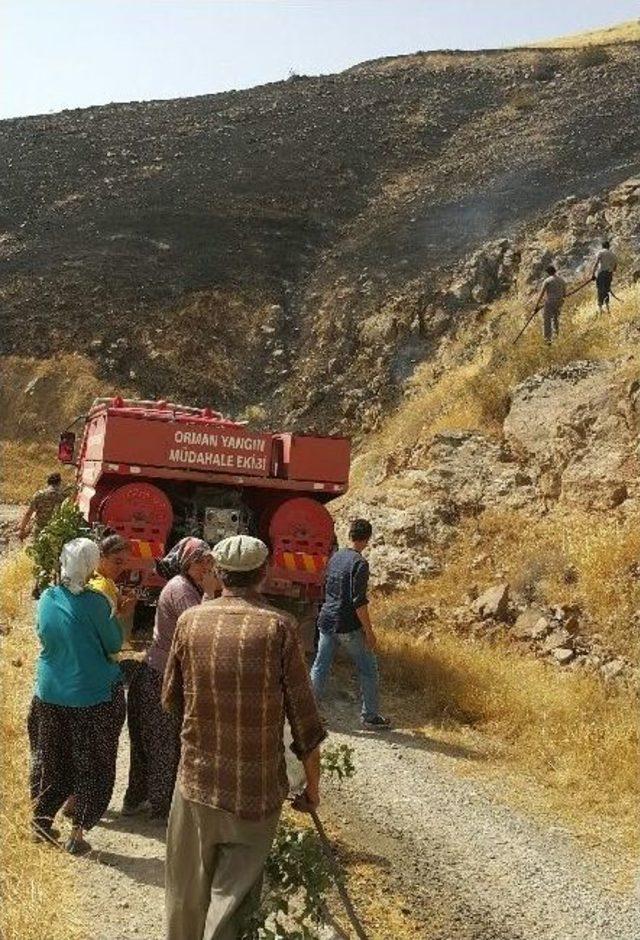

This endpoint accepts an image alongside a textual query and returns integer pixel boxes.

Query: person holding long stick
[534,264,566,343]
[162,535,326,939]
[590,238,618,315]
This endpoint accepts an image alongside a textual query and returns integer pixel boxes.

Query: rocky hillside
[1,39,640,428]
[2,33,640,679]
[337,176,640,680]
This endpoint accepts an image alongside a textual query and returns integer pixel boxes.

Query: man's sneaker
[360,714,391,731]
[120,799,151,817]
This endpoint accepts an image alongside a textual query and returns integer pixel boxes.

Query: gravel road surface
[323,694,639,940]
[63,684,639,940]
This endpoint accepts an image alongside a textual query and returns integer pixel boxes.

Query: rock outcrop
[505,360,640,509]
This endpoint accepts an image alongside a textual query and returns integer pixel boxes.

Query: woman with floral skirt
[28,538,125,855]
[122,537,216,822]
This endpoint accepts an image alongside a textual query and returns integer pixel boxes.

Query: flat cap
[213,535,269,572]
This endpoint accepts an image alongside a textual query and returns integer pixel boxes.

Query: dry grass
[355,286,621,486]
[0,439,75,504]
[374,504,640,661]
[0,352,123,503]
[376,624,640,847]
[462,301,613,429]
[358,358,485,477]
[352,281,640,845]
[532,19,640,48]
[509,89,536,111]
[0,353,116,442]
[0,550,84,940]
[575,45,612,68]
[354,279,640,846]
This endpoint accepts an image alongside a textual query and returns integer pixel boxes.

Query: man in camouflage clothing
[19,473,68,541]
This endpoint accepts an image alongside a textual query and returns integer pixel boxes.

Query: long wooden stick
[565,276,594,298]
[513,274,595,346]
[310,809,370,940]
[512,306,540,345]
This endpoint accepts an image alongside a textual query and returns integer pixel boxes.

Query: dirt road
[66,678,638,940]
[324,696,639,939]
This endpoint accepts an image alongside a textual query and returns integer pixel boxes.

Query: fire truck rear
[58,397,349,626]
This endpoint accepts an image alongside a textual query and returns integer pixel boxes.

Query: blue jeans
[310,629,380,720]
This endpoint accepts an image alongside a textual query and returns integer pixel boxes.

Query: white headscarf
[60,538,100,595]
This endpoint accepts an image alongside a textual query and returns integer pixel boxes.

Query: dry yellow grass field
[0,353,121,504]
[0,439,76,504]
[377,505,640,661]
[358,283,635,482]
[533,19,640,48]
[0,550,84,940]
[375,623,640,850]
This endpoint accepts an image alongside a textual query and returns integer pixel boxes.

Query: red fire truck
[58,397,350,627]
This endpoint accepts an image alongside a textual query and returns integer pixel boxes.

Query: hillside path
[323,695,639,939]
[69,684,639,940]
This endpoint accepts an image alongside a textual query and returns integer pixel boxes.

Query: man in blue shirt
[310,519,390,729]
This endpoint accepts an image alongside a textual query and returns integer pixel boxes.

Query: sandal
[65,835,92,856]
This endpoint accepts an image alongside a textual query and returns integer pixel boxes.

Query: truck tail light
[58,431,76,464]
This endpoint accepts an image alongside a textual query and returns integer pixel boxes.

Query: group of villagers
[29,533,216,854]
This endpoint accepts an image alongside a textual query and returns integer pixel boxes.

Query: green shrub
[26,501,91,593]
[244,744,356,938]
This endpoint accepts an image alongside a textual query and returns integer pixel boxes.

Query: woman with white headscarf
[28,537,126,855]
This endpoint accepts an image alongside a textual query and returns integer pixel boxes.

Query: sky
[1,0,638,119]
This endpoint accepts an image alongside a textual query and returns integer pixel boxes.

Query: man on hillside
[310,518,390,730]
[591,238,618,315]
[18,472,68,541]
[162,534,326,940]
[535,264,566,343]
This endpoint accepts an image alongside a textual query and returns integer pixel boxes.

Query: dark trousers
[596,270,613,306]
[124,662,180,815]
[28,685,125,832]
[542,301,562,342]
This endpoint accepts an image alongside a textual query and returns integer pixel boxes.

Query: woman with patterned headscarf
[122,538,218,821]
[28,537,126,854]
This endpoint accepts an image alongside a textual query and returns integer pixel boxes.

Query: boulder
[504,362,640,509]
[552,647,575,665]
[601,658,626,682]
[542,627,572,652]
[368,547,440,591]
[472,583,510,622]
[512,608,550,640]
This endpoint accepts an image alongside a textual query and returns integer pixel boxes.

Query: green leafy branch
[321,743,355,782]
[26,500,91,592]
[242,744,356,938]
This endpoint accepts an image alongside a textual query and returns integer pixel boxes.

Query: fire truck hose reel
[265,497,334,575]
[99,482,174,538]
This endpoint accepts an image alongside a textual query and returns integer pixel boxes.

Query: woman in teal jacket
[28,537,125,855]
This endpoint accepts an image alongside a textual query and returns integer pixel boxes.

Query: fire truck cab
[59,397,350,620]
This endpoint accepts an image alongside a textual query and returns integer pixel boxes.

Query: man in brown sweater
[162,534,326,940]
